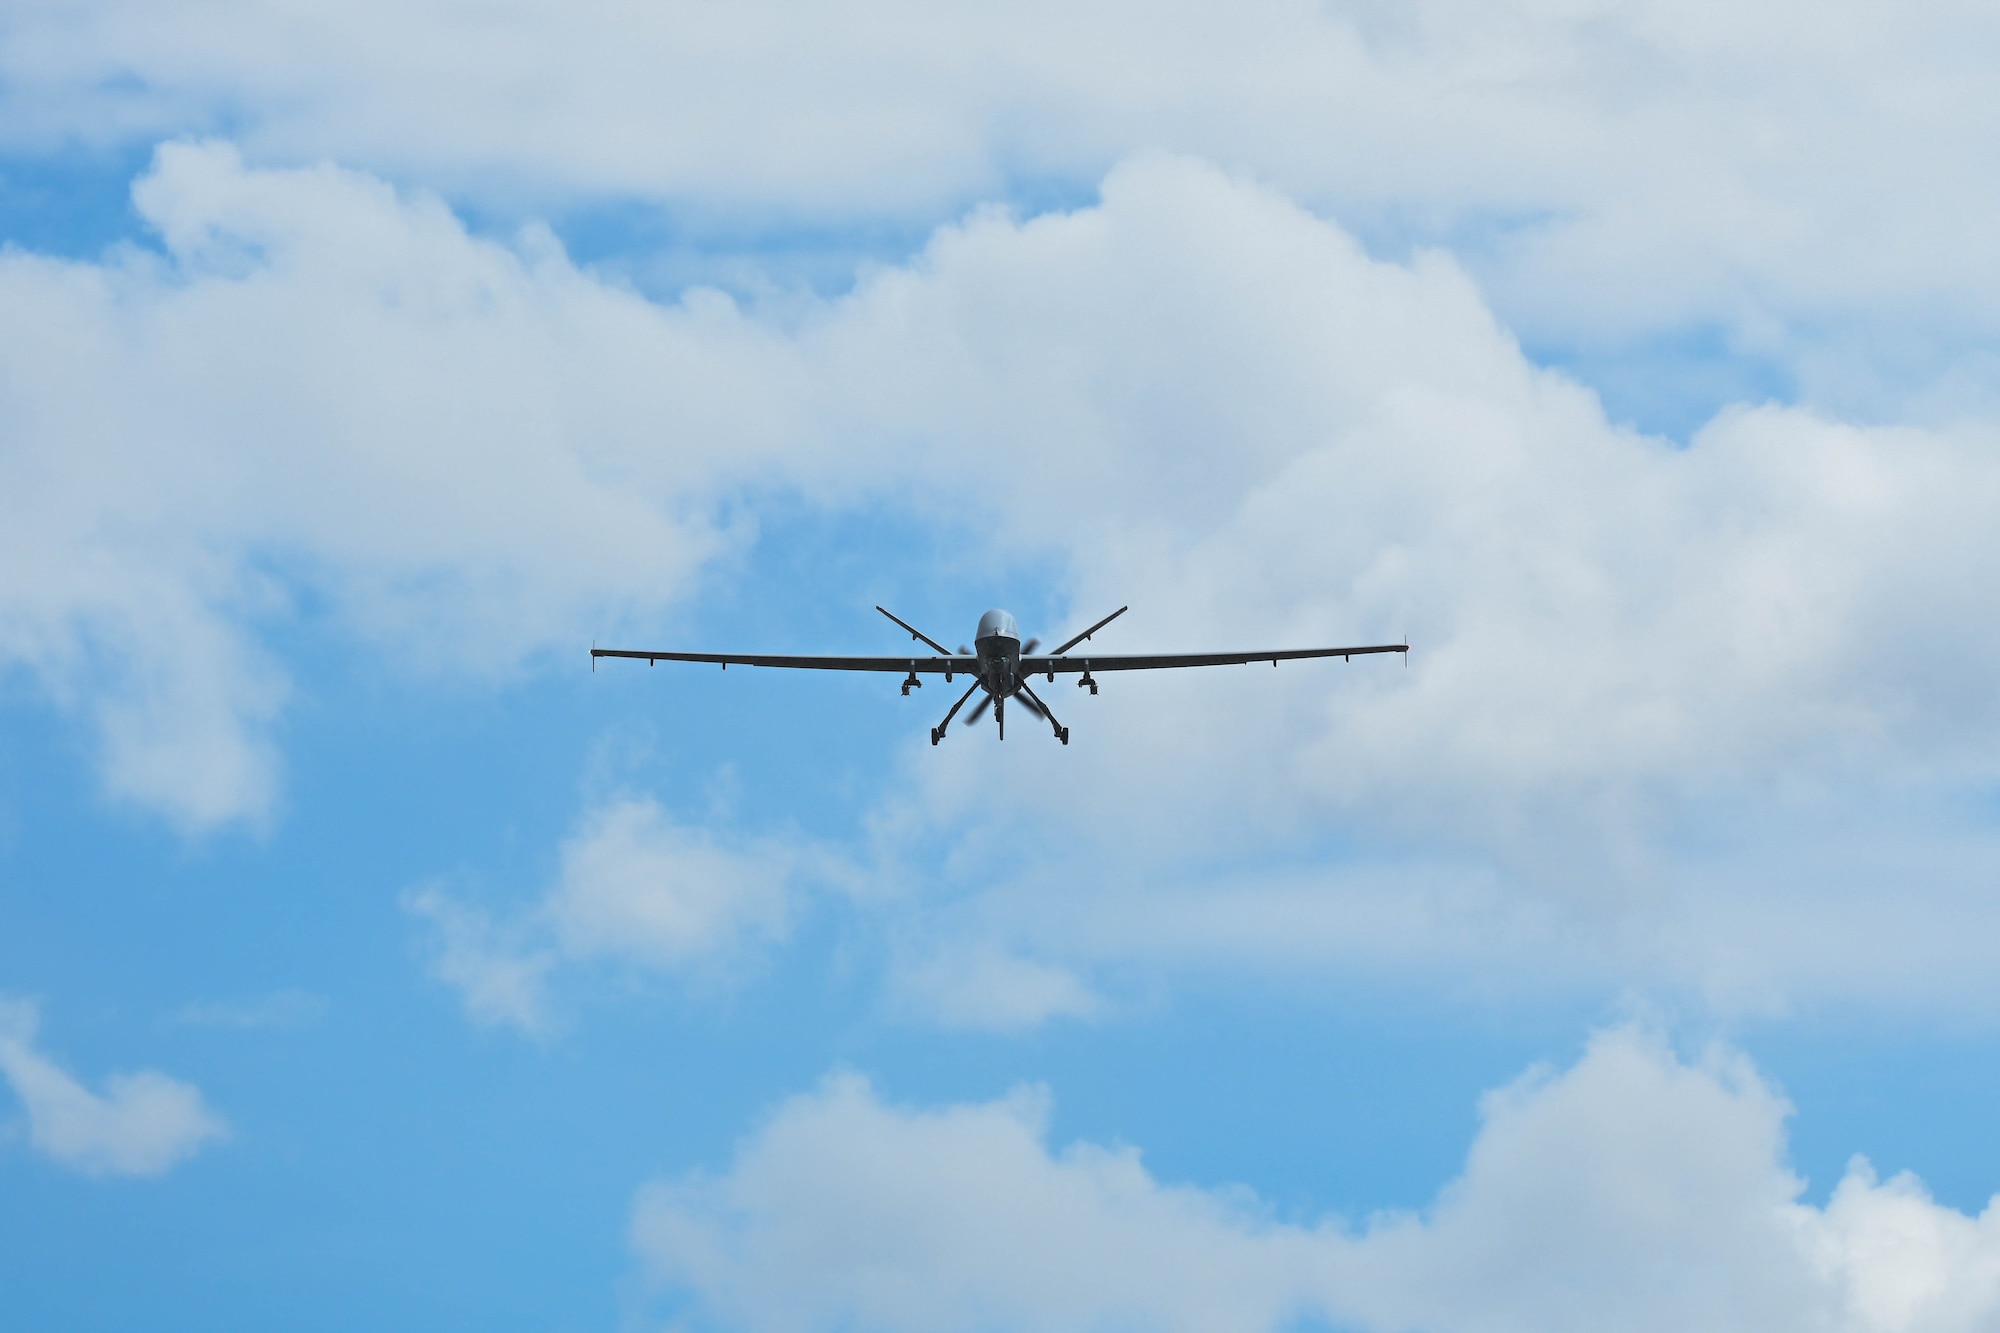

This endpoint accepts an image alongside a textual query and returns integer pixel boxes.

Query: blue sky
[8,4,2000,1330]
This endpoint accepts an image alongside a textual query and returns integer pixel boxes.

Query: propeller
[958,645,970,655]
[1013,690,1047,720]
[966,693,993,726]
[1022,637,1040,653]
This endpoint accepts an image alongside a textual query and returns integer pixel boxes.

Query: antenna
[876,605,953,656]
[1051,605,1128,657]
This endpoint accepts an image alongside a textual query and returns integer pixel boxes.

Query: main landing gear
[930,680,981,745]
[927,680,1072,745]
[1015,681,1070,745]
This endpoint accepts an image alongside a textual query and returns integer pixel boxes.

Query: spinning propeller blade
[966,694,993,725]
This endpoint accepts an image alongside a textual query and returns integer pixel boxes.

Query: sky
[6,2,2000,1329]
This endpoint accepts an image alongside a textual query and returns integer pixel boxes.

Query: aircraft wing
[1019,643,1407,673]
[591,648,978,673]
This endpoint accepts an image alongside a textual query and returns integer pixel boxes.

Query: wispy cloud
[403,884,558,1036]
[406,794,801,1034]
[550,795,792,968]
[0,997,228,1177]
[888,944,1102,1032]
[166,988,328,1031]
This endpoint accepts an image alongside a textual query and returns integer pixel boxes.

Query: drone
[592,606,1406,745]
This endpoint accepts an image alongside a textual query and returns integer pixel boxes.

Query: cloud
[9,1,2000,413]
[632,1027,2000,1332]
[404,882,558,1035]
[409,795,798,1032]
[10,144,1988,840]
[720,153,2000,854]
[888,944,1102,1032]
[167,988,328,1030]
[551,796,790,968]
[809,153,2000,1014]
[12,143,2000,1012]
[0,997,228,1177]
[0,140,740,829]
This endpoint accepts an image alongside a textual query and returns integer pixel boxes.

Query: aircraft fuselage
[972,608,1023,698]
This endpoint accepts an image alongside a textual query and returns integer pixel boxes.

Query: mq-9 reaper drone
[592,606,1406,745]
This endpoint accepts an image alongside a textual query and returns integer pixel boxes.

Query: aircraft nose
[976,609,1019,641]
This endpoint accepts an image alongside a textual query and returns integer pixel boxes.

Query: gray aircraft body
[592,606,1406,745]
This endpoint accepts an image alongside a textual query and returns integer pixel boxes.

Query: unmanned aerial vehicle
[593,606,1406,745]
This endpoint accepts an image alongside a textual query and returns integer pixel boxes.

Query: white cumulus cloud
[8,0,2000,415]
[633,1027,2000,1333]
[0,140,743,830]
[0,997,228,1177]
[807,153,2000,1015]
[12,144,2000,1016]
